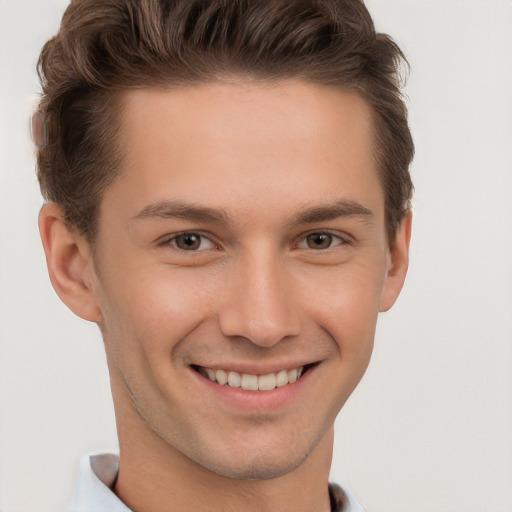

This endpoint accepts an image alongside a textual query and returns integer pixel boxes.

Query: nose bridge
[218,244,301,347]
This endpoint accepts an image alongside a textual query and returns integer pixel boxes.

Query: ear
[38,203,102,322]
[379,212,412,312]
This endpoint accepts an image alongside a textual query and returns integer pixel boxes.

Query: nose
[218,249,301,348]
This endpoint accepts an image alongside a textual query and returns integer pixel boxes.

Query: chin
[200,449,311,481]
[185,425,327,481]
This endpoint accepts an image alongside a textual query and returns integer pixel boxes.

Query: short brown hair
[36,0,414,243]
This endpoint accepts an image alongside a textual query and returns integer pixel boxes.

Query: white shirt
[65,453,367,512]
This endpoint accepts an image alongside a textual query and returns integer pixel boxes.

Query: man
[34,0,414,510]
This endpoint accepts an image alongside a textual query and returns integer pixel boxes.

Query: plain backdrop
[1,1,511,511]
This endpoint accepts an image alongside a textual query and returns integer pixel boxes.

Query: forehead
[106,81,383,225]
[118,80,375,165]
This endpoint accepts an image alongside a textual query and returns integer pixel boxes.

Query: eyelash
[158,230,349,252]
[294,231,349,251]
[158,231,219,252]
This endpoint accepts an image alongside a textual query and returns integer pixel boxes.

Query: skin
[39,81,411,512]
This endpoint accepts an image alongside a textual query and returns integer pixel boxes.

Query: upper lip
[191,360,318,375]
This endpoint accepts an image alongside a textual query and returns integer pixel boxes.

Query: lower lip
[191,365,317,412]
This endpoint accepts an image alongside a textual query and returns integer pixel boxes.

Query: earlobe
[379,212,412,312]
[38,203,102,322]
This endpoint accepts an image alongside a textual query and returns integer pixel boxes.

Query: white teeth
[258,373,277,391]
[241,373,258,391]
[287,368,298,383]
[200,366,305,390]
[215,369,228,385]
[228,371,241,387]
[276,370,288,387]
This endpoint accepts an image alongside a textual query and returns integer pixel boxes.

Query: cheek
[97,265,218,357]
[308,267,383,404]
[300,259,385,354]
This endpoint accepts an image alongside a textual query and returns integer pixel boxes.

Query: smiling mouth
[193,365,313,391]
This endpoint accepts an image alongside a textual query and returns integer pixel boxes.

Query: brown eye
[297,232,347,251]
[306,233,333,250]
[174,233,202,250]
[160,232,217,252]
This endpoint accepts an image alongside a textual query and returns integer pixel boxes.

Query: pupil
[308,233,331,249]
[178,233,200,250]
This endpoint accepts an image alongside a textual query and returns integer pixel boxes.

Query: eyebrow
[132,198,373,226]
[287,199,373,225]
[132,200,233,224]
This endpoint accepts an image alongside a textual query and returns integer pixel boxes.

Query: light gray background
[1,1,511,511]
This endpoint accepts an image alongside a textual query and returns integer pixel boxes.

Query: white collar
[66,453,130,512]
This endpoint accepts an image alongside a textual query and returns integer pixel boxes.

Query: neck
[114,418,334,512]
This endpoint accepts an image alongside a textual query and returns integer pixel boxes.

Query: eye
[297,232,347,250]
[163,232,216,251]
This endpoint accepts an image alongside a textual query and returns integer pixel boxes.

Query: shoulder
[329,482,368,512]
[65,453,131,512]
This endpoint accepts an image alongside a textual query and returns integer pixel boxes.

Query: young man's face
[64,81,409,479]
